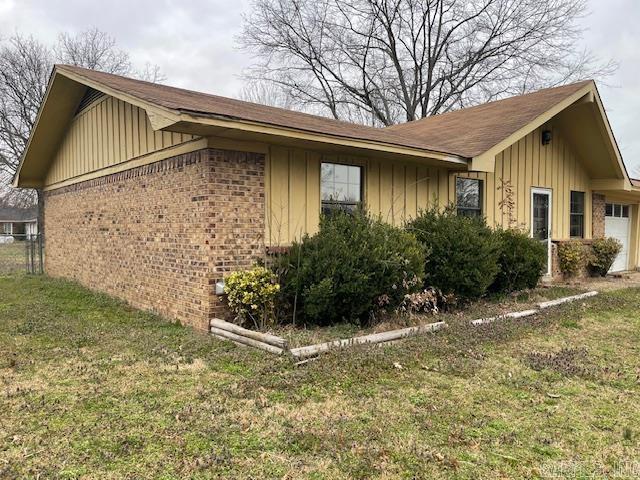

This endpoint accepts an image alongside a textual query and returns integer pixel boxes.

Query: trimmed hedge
[276,210,425,326]
[491,229,547,293]
[407,207,500,300]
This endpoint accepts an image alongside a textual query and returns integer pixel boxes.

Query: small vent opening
[75,87,106,115]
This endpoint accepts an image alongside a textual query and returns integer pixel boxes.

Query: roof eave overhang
[592,178,632,191]
[59,60,469,165]
[14,66,468,188]
[171,111,468,166]
[469,84,599,173]
[471,84,633,195]
[13,66,196,188]
[12,68,58,188]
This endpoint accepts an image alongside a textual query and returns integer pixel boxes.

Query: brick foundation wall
[44,148,265,330]
[592,193,605,239]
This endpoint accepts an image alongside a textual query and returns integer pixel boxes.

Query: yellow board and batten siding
[44,96,198,186]
[455,126,592,240]
[43,96,594,246]
[266,145,452,246]
[266,125,593,245]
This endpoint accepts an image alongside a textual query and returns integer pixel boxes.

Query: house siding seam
[43,148,265,330]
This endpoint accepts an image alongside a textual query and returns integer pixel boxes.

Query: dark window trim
[456,177,484,217]
[569,190,585,238]
[320,162,364,215]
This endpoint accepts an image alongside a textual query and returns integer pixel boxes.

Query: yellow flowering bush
[224,266,280,329]
[557,240,587,277]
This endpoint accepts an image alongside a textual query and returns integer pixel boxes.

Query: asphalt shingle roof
[0,206,37,222]
[385,81,592,158]
[57,65,591,159]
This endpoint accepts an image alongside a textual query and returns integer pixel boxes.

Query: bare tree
[0,29,165,233]
[54,28,132,76]
[55,29,167,82]
[239,0,615,125]
[0,35,50,209]
[240,80,296,109]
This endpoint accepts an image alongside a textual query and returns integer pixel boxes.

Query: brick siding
[592,193,606,239]
[44,148,265,330]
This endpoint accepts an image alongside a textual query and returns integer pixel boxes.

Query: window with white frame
[605,203,629,219]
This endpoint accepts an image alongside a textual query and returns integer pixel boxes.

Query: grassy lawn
[1,276,639,479]
[0,243,26,275]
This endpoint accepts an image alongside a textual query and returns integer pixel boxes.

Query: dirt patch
[553,270,640,292]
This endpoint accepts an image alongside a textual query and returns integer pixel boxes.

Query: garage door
[605,203,630,273]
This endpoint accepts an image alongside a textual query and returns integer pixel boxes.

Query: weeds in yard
[524,346,628,385]
[525,347,597,379]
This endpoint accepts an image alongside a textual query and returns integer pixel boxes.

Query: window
[606,203,630,219]
[605,203,613,216]
[321,162,362,215]
[456,177,483,217]
[570,191,585,238]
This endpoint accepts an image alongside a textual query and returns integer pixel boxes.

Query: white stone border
[470,309,538,326]
[210,291,599,360]
[537,291,598,309]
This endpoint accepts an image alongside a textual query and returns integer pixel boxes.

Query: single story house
[13,65,640,330]
[0,206,38,240]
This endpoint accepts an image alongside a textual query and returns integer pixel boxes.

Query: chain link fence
[0,234,44,275]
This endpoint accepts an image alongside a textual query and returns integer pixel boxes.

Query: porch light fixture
[542,130,552,145]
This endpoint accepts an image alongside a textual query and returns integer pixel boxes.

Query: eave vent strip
[75,87,106,115]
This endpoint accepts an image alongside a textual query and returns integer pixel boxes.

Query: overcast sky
[1,0,638,175]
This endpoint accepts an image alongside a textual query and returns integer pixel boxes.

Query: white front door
[605,203,630,273]
[531,188,552,276]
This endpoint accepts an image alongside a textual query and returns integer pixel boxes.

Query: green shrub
[225,266,280,329]
[406,206,500,300]
[276,210,424,326]
[491,229,547,293]
[557,241,587,277]
[588,237,622,277]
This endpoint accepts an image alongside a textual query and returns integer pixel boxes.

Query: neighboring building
[13,65,640,330]
[0,206,38,239]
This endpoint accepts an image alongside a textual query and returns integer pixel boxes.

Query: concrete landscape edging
[210,291,600,360]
